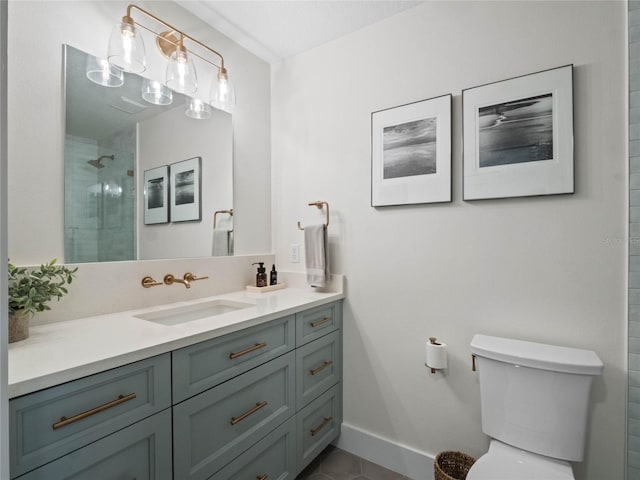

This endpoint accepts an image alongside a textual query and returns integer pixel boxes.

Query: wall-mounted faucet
[164,274,191,288]
[163,272,209,289]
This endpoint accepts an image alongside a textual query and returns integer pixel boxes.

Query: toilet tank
[470,334,603,462]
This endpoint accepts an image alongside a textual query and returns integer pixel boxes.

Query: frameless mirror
[64,45,233,263]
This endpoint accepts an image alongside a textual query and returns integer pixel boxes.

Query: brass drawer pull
[256,475,268,480]
[231,401,268,425]
[229,342,267,360]
[310,416,333,436]
[310,360,333,376]
[310,316,332,328]
[52,393,137,430]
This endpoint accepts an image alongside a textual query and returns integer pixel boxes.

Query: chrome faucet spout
[164,274,191,288]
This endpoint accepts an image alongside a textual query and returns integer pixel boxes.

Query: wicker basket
[434,451,476,480]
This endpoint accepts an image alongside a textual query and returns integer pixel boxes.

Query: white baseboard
[333,422,435,480]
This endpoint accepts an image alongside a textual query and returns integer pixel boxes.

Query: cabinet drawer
[172,315,295,402]
[296,330,341,410]
[174,351,295,480]
[296,383,342,475]
[18,408,172,480]
[208,417,296,480]
[296,301,342,346]
[10,353,171,477]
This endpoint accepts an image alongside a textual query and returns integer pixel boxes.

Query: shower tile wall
[97,127,135,262]
[64,127,136,264]
[64,134,99,263]
[630,2,640,478]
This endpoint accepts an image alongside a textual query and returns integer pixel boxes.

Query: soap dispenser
[252,262,268,287]
[270,264,278,286]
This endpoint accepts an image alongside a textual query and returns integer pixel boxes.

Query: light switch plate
[290,244,300,263]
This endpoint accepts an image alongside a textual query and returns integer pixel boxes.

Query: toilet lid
[466,441,575,480]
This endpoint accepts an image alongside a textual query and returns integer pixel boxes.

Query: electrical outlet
[290,244,300,263]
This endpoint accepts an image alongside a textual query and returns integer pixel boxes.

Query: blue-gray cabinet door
[18,409,172,480]
[207,417,296,480]
[296,383,342,475]
[174,351,296,480]
[296,330,341,410]
[172,315,295,403]
[10,353,171,477]
[296,301,342,346]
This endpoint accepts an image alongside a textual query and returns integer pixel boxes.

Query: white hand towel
[304,224,329,287]
[212,215,233,256]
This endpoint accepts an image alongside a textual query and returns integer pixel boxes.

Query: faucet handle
[184,272,209,283]
[141,276,163,288]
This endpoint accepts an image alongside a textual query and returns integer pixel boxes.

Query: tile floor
[297,445,411,480]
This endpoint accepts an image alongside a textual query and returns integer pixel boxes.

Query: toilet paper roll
[426,341,448,370]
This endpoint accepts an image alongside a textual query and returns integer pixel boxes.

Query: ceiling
[175,1,424,64]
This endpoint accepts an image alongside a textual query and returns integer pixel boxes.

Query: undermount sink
[135,299,253,326]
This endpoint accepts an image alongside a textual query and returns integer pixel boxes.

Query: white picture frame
[143,165,169,224]
[463,65,574,200]
[170,157,201,222]
[371,94,452,206]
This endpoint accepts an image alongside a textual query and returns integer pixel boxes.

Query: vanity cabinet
[9,299,343,480]
[9,354,171,478]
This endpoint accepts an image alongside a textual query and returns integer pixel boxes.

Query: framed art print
[143,165,169,225]
[371,94,452,206]
[463,65,574,200]
[170,157,202,222]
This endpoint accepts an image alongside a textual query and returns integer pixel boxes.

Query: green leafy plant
[8,259,78,316]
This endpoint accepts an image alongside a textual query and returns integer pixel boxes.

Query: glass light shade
[142,79,173,105]
[166,48,197,95]
[185,98,212,120]
[210,70,236,112]
[108,21,146,73]
[86,55,124,87]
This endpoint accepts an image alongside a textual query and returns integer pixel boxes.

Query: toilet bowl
[467,440,574,480]
[468,334,603,480]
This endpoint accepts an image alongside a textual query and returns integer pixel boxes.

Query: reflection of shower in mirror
[87,154,114,169]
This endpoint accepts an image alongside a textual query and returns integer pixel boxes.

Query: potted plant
[8,259,77,343]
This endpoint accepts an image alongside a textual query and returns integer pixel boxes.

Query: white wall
[7,0,271,263]
[271,2,627,479]
[138,104,233,260]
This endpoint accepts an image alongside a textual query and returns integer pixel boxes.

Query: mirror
[64,45,233,263]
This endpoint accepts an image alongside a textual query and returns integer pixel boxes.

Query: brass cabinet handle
[256,475,268,480]
[52,393,137,430]
[229,342,267,360]
[310,317,332,328]
[310,416,333,436]
[310,360,333,376]
[231,401,268,425]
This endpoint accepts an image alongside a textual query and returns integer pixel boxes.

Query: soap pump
[270,264,278,286]
[252,262,268,287]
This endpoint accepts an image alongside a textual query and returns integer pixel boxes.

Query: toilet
[467,334,603,480]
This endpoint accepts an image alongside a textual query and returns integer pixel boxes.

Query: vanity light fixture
[185,98,212,120]
[86,55,124,88]
[107,4,236,111]
[141,78,173,106]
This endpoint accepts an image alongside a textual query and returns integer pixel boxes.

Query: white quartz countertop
[8,286,344,398]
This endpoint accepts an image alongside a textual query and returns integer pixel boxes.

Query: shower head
[87,154,114,169]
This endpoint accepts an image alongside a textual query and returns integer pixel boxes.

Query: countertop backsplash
[28,254,275,326]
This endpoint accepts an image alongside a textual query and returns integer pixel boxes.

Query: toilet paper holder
[426,336,447,374]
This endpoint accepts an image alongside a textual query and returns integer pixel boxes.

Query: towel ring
[297,201,329,231]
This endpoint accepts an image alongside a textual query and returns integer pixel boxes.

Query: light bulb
[142,79,173,105]
[108,18,146,73]
[166,46,197,94]
[86,55,123,87]
[210,69,236,112]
